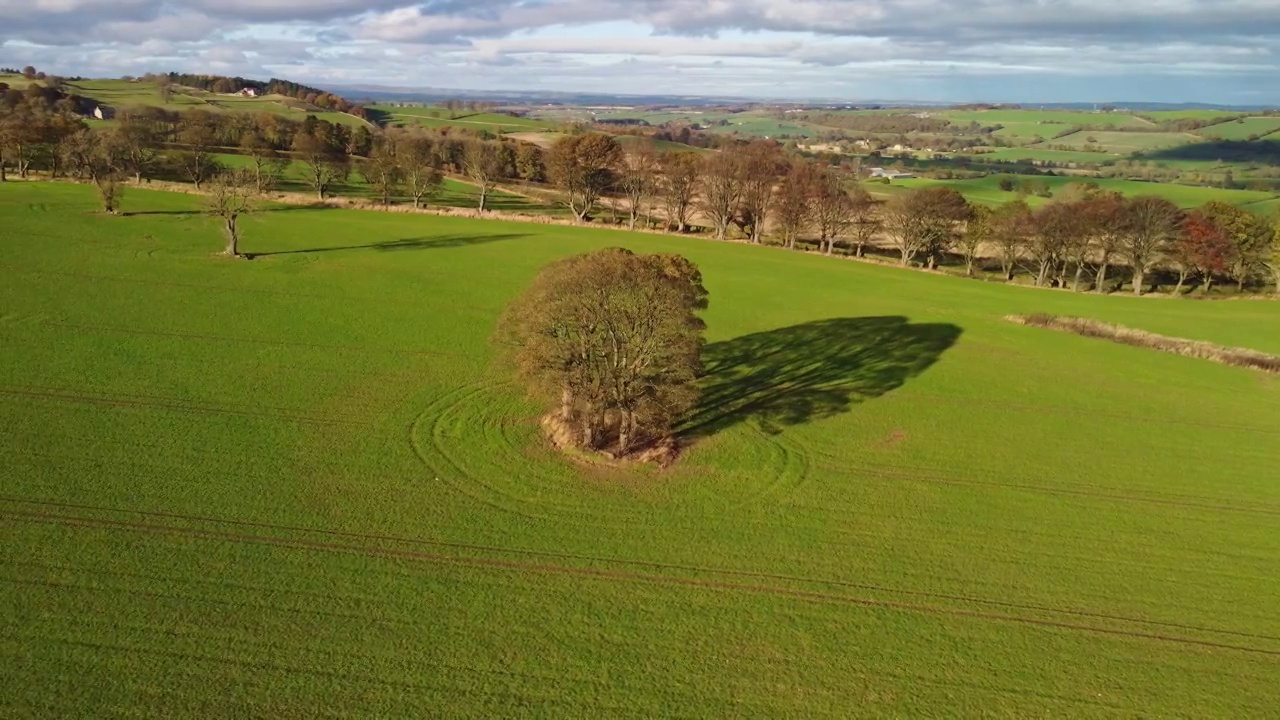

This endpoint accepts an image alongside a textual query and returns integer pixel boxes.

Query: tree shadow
[248,233,530,258]
[680,317,962,440]
[1136,139,1280,167]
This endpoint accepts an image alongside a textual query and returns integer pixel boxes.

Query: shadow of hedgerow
[680,316,962,439]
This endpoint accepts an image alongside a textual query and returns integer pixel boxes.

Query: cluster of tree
[962,192,1280,295]
[499,247,708,458]
[799,113,990,136]
[151,73,365,117]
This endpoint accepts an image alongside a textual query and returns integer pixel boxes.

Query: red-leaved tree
[1173,211,1235,294]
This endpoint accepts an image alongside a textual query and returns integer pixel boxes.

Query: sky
[1,0,1278,104]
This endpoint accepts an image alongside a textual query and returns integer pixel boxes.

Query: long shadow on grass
[249,233,530,258]
[680,317,961,439]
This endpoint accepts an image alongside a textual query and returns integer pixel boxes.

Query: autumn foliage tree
[884,186,971,268]
[547,133,623,222]
[498,248,708,458]
[1172,211,1234,294]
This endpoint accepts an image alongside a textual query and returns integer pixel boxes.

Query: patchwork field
[369,106,556,134]
[1197,117,1280,140]
[3,182,1279,717]
[886,174,1278,209]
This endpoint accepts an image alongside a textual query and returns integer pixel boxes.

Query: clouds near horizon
[0,0,1276,103]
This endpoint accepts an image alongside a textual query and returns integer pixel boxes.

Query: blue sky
[1,1,1277,103]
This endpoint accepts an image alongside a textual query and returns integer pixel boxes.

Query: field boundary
[1007,314,1280,373]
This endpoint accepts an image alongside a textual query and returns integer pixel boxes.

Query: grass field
[209,153,558,213]
[970,147,1119,165]
[1197,117,1280,140]
[4,181,1280,717]
[2,76,370,128]
[886,174,1277,209]
[371,106,555,134]
[1043,131,1198,154]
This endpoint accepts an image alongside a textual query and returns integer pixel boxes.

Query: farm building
[868,167,916,179]
[239,88,259,97]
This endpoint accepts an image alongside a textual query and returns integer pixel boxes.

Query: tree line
[4,94,1277,295]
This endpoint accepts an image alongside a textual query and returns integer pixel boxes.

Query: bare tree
[292,131,348,200]
[957,204,993,277]
[239,130,288,194]
[176,112,220,190]
[1079,192,1126,293]
[810,169,853,255]
[699,152,744,241]
[59,129,126,214]
[361,135,403,207]
[737,141,787,244]
[463,139,507,213]
[205,169,258,257]
[774,161,818,249]
[392,131,443,209]
[618,140,659,231]
[846,185,880,258]
[884,187,971,268]
[1122,196,1182,295]
[1025,202,1084,287]
[657,151,701,233]
[547,133,623,222]
[990,200,1032,282]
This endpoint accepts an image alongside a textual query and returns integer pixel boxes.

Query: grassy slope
[8,76,369,128]
[1197,117,1280,140]
[3,182,1280,717]
[888,174,1276,208]
[371,106,554,133]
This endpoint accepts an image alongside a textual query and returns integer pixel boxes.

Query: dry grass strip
[1007,314,1280,374]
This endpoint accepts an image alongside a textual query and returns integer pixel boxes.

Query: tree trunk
[1036,261,1052,288]
[965,256,975,277]
[1174,270,1187,295]
[1204,275,1214,295]
[0,159,6,182]
[856,243,865,258]
[900,247,910,266]
[1072,264,1085,293]
[617,412,631,456]
[1095,263,1109,293]
[1133,269,1145,296]
[927,254,937,271]
[478,186,488,213]
[224,217,239,257]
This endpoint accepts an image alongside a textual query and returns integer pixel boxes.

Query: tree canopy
[498,248,708,459]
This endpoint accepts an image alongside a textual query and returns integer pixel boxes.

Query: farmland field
[370,106,555,133]
[1197,117,1280,140]
[887,174,1277,209]
[3,182,1280,717]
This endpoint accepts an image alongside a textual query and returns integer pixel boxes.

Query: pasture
[1197,117,1280,141]
[3,182,1279,717]
[369,106,555,134]
[886,174,1278,209]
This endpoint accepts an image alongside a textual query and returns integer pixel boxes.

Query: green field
[2,75,369,128]
[1197,117,1280,140]
[1043,131,1198,154]
[971,147,1120,165]
[886,174,1277,209]
[209,153,557,214]
[371,106,555,134]
[4,181,1280,717]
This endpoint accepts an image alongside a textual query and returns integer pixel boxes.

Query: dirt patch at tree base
[541,414,681,469]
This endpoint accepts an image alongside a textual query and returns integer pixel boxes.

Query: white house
[239,88,259,98]
[868,167,916,180]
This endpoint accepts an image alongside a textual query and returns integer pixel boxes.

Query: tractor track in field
[7,498,1279,654]
[45,321,456,360]
[841,462,1280,518]
[0,385,368,429]
[0,263,338,301]
[913,391,1280,438]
